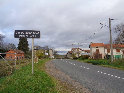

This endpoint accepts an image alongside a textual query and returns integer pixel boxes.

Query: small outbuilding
[5,49,24,60]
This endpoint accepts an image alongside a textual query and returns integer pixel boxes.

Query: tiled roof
[68,51,73,54]
[104,44,124,48]
[84,50,90,53]
[7,49,24,54]
[90,43,124,48]
[90,43,104,47]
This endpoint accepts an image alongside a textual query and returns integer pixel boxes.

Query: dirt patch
[45,61,91,93]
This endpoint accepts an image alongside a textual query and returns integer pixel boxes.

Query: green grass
[78,59,124,70]
[0,59,58,93]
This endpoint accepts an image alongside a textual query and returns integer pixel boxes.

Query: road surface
[52,59,124,93]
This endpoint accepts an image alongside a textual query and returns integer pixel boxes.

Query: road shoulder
[45,60,91,93]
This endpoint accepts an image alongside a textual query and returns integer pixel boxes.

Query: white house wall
[105,49,123,55]
[90,47,105,59]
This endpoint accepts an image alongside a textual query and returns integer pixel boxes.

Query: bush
[80,59,124,69]
[72,54,78,59]
[79,55,90,60]
[86,59,109,65]
[0,62,13,78]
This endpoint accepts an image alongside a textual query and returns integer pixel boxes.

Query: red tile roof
[68,51,73,54]
[104,44,124,48]
[90,43,104,47]
[6,49,24,54]
[84,50,90,53]
[90,43,124,48]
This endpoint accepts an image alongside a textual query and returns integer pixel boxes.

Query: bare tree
[6,43,16,50]
[114,24,124,44]
[0,34,5,49]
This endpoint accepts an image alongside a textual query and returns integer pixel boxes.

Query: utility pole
[109,18,114,62]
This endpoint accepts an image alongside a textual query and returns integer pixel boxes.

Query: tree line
[0,35,30,57]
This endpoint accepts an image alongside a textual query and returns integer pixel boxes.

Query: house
[90,43,105,59]
[66,51,73,59]
[104,44,124,59]
[82,50,90,55]
[71,48,82,58]
[66,48,83,59]
[5,49,24,60]
[34,46,54,59]
[49,49,54,58]
[90,42,124,59]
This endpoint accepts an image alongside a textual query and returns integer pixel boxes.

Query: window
[17,56,18,60]
[96,49,99,53]
[116,49,120,52]
[107,49,110,53]
[123,50,124,54]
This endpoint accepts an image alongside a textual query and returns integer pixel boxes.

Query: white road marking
[95,70,123,80]
[60,60,123,80]
[111,75,113,77]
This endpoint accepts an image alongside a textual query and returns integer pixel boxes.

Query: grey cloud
[0,0,124,49]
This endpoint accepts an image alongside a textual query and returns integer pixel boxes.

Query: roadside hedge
[79,59,124,70]
[0,62,13,78]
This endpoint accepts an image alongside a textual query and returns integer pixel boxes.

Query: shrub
[93,52,102,59]
[0,62,13,78]
[86,59,109,65]
[72,54,78,59]
[79,55,90,60]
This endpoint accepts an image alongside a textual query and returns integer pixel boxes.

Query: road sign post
[15,53,16,68]
[14,30,40,74]
[32,38,34,74]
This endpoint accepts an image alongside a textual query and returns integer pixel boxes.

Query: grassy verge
[0,59,58,93]
[78,59,124,70]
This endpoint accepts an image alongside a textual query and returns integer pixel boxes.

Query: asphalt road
[52,59,124,93]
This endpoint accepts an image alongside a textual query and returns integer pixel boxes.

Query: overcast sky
[0,0,124,50]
